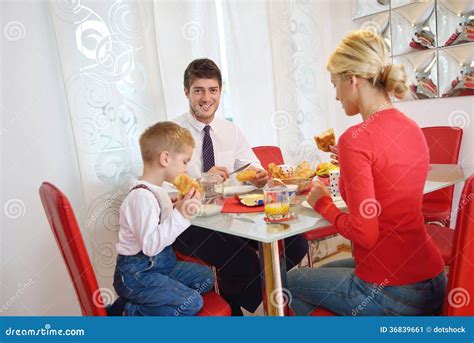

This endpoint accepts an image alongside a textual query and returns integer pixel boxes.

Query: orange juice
[264,202,290,220]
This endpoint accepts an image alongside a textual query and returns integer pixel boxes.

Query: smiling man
[173,58,307,316]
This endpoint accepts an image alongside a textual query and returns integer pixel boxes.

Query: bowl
[274,177,312,193]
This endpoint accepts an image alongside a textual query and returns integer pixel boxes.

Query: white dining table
[191,164,474,316]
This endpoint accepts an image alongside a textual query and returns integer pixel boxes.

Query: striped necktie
[202,125,215,172]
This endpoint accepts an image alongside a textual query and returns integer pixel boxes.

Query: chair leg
[307,241,313,268]
[212,267,220,295]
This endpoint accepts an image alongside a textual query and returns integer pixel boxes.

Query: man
[173,58,307,316]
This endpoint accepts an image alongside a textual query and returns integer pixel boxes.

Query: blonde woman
[288,31,446,316]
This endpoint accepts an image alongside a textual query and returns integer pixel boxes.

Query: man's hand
[248,166,269,188]
[208,166,229,180]
[307,180,331,209]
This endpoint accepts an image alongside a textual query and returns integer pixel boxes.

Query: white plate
[301,199,347,210]
[199,204,223,217]
[224,185,257,196]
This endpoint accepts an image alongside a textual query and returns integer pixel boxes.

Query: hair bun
[384,64,408,100]
[379,65,391,85]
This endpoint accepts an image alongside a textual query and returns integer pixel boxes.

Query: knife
[228,163,252,176]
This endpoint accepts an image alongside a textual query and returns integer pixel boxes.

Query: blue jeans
[113,247,214,316]
[287,258,447,316]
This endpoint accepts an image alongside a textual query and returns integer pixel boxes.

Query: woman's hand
[307,180,331,208]
[329,145,339,166]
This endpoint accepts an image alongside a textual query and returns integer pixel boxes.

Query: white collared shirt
[174,112,262,182]
[116,179,190,257]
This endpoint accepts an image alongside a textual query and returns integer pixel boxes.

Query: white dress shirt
[174,112,263,182]
[116,179,191,257]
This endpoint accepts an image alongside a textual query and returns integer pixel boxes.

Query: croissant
[173,174,202,196]
[314,128,336,152]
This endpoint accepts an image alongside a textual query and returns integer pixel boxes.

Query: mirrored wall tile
[393,50,438,101]
[352,0,390,20]
[354,11,391,54]
[392,1,437,55]
[391,0,417,10]
[437,1,474,47]
[438,44,474,97]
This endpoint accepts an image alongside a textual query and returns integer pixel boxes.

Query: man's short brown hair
[184,58,222,90]
[139,122,195,164]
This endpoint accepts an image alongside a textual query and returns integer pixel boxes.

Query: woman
[287,31,446,316]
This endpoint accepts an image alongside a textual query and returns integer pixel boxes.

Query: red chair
[252,146,284,169]
[422,126,463,227]
[252,145,338,268]
[39,182,230,316]
[442,175,474,315]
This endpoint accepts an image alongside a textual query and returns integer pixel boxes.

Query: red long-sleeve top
[314,108,444,285]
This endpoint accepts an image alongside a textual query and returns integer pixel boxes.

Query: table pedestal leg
[258,240,288,316]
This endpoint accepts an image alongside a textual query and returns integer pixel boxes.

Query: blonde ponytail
[327,30,408,99]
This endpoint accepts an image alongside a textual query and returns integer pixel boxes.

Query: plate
[237,194,264,207]
[224,185,257,196]
[301,199,347,210]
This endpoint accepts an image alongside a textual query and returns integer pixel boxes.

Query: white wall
[1,1,82,315]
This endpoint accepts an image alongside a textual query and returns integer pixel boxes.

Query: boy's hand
[208,166,229,180]
[175,188,202,218]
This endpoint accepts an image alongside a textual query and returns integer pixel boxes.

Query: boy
[109,121,214,316]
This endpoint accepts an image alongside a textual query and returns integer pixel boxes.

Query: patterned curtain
[49,0,331,300]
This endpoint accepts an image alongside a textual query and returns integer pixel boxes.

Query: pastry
[314,128,336,152]
[294,161,315,179]
[316,162,339,177]
[236,169,257,182]
[173,174,202,196]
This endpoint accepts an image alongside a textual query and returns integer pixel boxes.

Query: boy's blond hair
[139,122,195,164]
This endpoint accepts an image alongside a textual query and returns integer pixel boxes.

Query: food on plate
[268,163,294,179]
[268,161,314,179]
[173,173,202,196]
[294,161,316,179]
[314,128,336,152]
[315,162,339,177]
[237,194,264,207]
[236,169,257,183]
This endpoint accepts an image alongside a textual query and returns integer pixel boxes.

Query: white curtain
[50,0,331,296]
[152,0,223,119]
[222,0,330,166]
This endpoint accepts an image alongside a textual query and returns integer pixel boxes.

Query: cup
[198,172,224,216]
[263,185,291,222]
[328,170,340,198]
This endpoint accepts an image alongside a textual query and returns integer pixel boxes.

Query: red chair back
[422,127,463,224]
[421,127,463,164]
[39,182,107,316]
[252,146,284,170]
[443,175,474,316]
